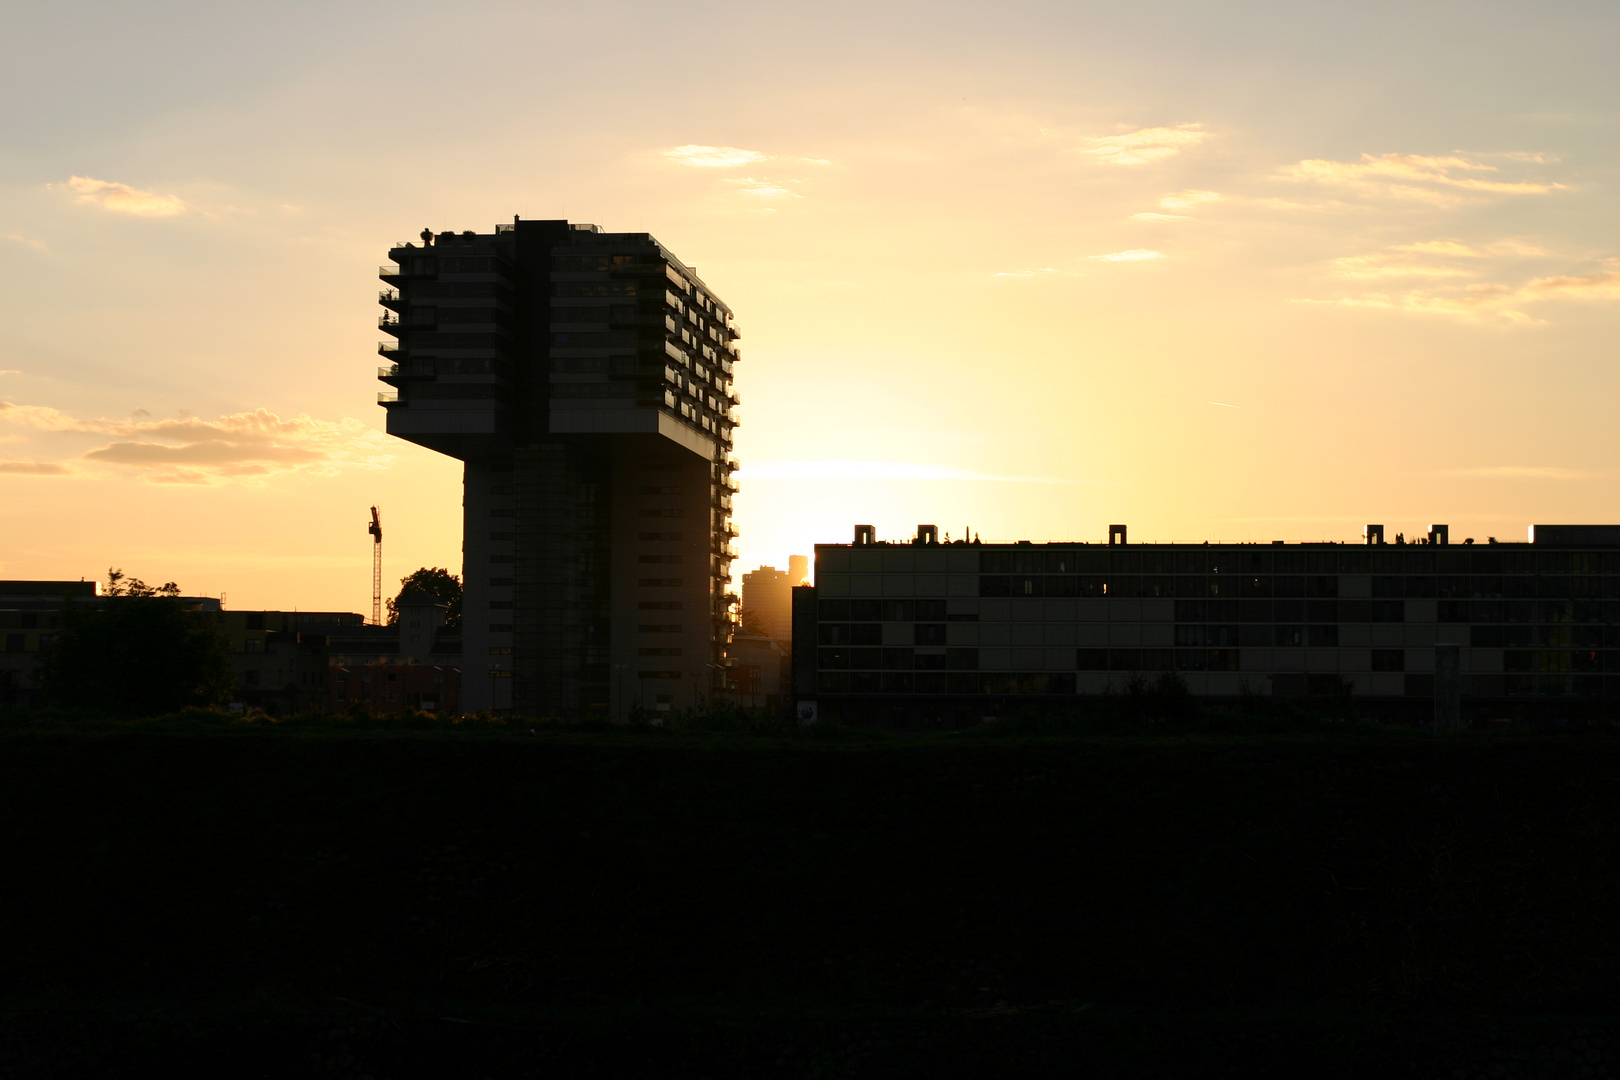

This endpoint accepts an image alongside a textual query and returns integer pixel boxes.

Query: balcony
[378,341,400,356]
[377,392,400,404]
[378,364,399,379]
[379,265,403,280]
[379,315,401,333]
[379,290,401,306]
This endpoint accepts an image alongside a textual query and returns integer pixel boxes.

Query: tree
[386,567,462,629]
[39,569,235,716]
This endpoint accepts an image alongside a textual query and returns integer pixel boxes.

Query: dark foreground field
[2,721,1619,1077]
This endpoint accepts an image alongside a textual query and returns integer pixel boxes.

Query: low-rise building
[792,524,1620,726]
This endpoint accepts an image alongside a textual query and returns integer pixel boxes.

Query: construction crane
[368,506,383,625]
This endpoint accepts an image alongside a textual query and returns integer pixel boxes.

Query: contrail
[1207,401,1242,408]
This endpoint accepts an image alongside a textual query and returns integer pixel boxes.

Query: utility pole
[368,506,383,625]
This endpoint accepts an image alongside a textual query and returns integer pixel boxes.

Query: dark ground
[2,719,1619,1077]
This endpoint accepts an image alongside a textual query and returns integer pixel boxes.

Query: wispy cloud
[725,177,801,199]
[664,145,769,168]
[1278,152,1567,204]
[1159,190,1221,210]
[1295,258,1620,325]
[0,370,18,377]
[1329,237,1555,280]
[5,233,46,251]
[54,175,186,216]
[0,403,394,484]
[736,459,1081,483]
[1392,239,1548,258]
[1332,256,1474,279]
[0,460,69,476]
[1081,123,1208,165]
[1090,249,1163,262]
[1130,212,1187,222]
[1440,466,1595,480]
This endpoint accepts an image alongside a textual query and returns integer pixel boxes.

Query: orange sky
[1,1,1615,611]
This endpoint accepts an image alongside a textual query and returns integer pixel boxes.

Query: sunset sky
[1,0,1615,613]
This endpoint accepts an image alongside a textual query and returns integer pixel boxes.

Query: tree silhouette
[386,567,462,628]
[39,570,234,715]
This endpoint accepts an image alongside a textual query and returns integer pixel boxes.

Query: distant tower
[741,565,794,642]
[368,506,383,625]
[788,554,810,586]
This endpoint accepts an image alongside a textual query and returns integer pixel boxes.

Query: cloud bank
[0,403,394,484]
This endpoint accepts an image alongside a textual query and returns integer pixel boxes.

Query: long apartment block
[378,219,740,718]
[791,524,1620,723]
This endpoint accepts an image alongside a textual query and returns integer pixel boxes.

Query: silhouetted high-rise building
[379,219,741,717]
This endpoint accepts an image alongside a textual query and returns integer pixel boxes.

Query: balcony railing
[377,392,400,404]
[379,265,403,278]
[379,290,400,304]
[379,315,400,330]
[378,341,400,355]
[378,365,399,378]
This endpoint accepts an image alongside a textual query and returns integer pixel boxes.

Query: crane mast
[368,506,383,625]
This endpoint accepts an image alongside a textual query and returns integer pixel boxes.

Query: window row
[817,647,978,670]
[817,599,949,622]
[818,623,948,646]
[973,549,1620,576]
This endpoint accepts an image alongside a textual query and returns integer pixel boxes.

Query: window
[489,578,513,586]
[490,554,513,563]
[488,647,512,655]
[914,624,947,646]
[245,670,260,686]
[639,647,682,656]
[1371,649,1404,671]
[639,485,681,495]
[639,509,682,518]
